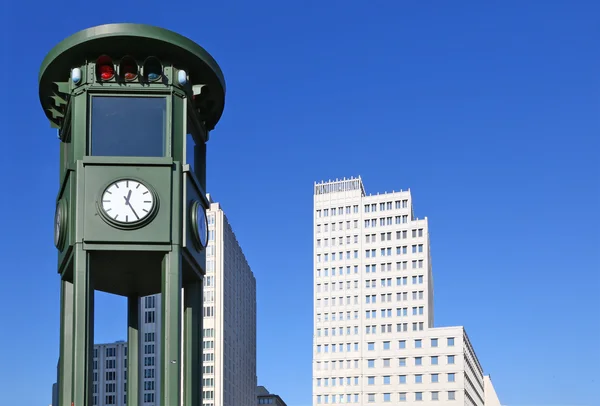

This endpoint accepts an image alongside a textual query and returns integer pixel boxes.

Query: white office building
[312,177,500,405]
[202,195,257,406]
[92,341,129,406]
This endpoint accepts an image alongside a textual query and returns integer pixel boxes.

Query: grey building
[257,386,288,406]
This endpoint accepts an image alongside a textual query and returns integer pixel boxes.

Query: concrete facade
[312,177,497,405]
[484,376,502,406]
[92,341,129,406]
[202,196,257,406]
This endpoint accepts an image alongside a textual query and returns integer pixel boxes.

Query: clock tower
[38,24,225,406]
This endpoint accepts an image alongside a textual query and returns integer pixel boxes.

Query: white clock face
[101,179,155,224]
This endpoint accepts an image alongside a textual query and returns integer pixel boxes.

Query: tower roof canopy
[39,23,226,129]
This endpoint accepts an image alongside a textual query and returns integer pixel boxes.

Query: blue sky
[0,1,598,405]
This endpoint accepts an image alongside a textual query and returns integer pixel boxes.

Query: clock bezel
[97,177,160,230]
[190,200,208,250]
[54,199,68,250]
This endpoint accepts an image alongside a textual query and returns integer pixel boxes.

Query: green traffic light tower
[38,23,226,406]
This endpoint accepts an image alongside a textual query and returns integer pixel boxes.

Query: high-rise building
[202,195,257,406]
[53,196,257,406]
[312,177,499,405]
[92,341,129,406]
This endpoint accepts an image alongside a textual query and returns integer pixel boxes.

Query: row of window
[317,235,359,246]
[144,295,156,309]
[366,306,425,318]
[316,221,359,233]
[316,252,425,266]
[315,353,456,368]
[92,345,127,360]
[316,274,425,294]
[365,323,425,333]
[366,229,424,242]
[316,205,359,217]
[203,306,215,317]
[316,259,426,278]
[318,372,457,387]
[316,390,456,403]
[315,293,424,322]
[92,371,120,382]
[314,354,456,371]
[366,290,425,303]
[314,321,429,334]
[144,310,155,323]
[316,221,422,236]
[92,379,150,392]
[315,200,410,219]
[364,201,409,212]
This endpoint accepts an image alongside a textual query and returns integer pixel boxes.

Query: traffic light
[119,56,138,81]
[143,57,162,82]
[96,55,115,81]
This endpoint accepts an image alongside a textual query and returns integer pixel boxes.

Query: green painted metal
[161,248,182,406]
[58,280,73,406]
[184,281,203,406]
[39,23,225,130]
[39,23,224,406]
[127,297,140,406]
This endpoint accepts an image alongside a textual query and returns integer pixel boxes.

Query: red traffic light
[120,56,138,81]
[96,55,115,81]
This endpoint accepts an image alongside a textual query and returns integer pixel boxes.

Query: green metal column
[127,296,140,406]
[161,247,182,406]
[58,279,74,406]
[184,281,203,405]
[71,244,93,406]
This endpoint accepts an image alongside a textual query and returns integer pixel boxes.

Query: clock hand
[124,190,132,205]
[127,201,140,220]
